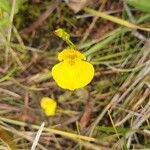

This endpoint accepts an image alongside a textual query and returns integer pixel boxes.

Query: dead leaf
[65,0,90,13]
[79,100,92,130]
[0,127,17,150]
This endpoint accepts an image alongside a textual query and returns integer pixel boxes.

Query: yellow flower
[40,97,57,116]
[52,48,94,90]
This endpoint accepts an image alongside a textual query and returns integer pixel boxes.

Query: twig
[31,122,45,150]
[0,88,21,98]
[80,0,107,44]
[124,3,147,42]
[5,0,16,69]
[7,0,16,42]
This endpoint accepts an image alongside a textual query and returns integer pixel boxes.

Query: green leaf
[0,0,11,12]
[14,0,25,14]
[96,126,129,134]
[124,0,150,12]
[0,17,10,29]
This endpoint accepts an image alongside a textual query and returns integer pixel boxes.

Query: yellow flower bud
[54,28,76,49]
[52,48,94,90]
[54,28,70,41]
[40,97,57,116]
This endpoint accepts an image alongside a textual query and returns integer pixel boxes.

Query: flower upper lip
[58,49,86,61]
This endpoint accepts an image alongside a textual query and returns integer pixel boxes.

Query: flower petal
[52,60,94,90]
